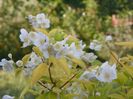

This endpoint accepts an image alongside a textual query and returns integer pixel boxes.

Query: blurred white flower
[25,52,42,69]
[96,92,101,96]
[105,35,113,41]
[67,42,84,59]
[8,53,12,59]
[36,13,50,28]
[80,70,96,80]
[23,52,43,76]
[40,48,49,59]
[16,60,23,67]
[67,83,88,99]
[79,40,86,49]
[89,40,102,51]
[28,15,38,28]
[28,13,50,28]
[0,59,14,72]
[19,28,31,47]
[30,32,49,58]
[2,95,14,99]
[53,37,69,58]
[81,52,97,63]
[23,68,32,76]
[96,61,117,83]
[31,32,49,49]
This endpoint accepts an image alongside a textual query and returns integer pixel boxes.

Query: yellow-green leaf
[109,51,118,64]
[123,66,133,78]
[108,94,125,99]
[33,47,43,57]
[49,29,65,41]
[22,54,31,65]
[37,92,57,99]
[115,42,133,47]
[30,63,48,85]
[127,88,133,97]
[117,72,128,84]
[49,57,70,79]
[34,28,49,36]
[127,55,133,61]
[71,58,86,68]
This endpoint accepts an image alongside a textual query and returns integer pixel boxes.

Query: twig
[106,42,124,67]
[38,80,51,91]
[60,73,78,89]
[110,51,123,67]
[48,63,54,84]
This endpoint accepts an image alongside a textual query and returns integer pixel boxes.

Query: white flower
[23,68,32,76]
[25,52,42,69]
[79,40,86,49]
[40,48,49,59]
[96,92,101,96]
[31,32,49,49]
[80,70,96,80]
[2,95,14,99]
[29,32,50,58]
[67,83,88,99]
[96,61,117,83]
[89,40,102,51]
[0,59,14,72]
[28,13,50,28]
[67,42,84,59]
[53,37,69,58]
[53,38,85,59]
[8,53,12,59]
[81,52,97,63]
[105,35,113,41]
[28,15,38,28]
[36,13,50,28]
[23,52,43,76]
[36,13,46,24]
[16,60,23,67]
[19,28,31,47]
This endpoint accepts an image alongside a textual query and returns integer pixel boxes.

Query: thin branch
[60,73,78,89]
[38,80,51,91]
[110,51,124,67]
[41,57,45,63]
[48,63,55,84]
[106,42,123,67]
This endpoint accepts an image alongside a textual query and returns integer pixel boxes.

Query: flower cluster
[28,13,50,28]
[0,13,117,99]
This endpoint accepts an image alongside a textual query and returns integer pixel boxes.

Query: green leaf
[127,88,133,97]
[117,72,128,84]
[108,94,125,99]
[60,93,78,99]
[90,96,106,99]
[49,29,65,41]
[66,35,79,46]
[19,86,30,99]
[123,66,133,78]
[36,92,57,99]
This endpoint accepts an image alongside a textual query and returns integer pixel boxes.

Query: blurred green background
[0,0,133,60]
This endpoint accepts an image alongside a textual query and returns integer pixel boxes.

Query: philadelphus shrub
[0,13,123,99]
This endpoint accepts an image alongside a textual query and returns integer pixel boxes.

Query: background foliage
[0,0,132,60]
